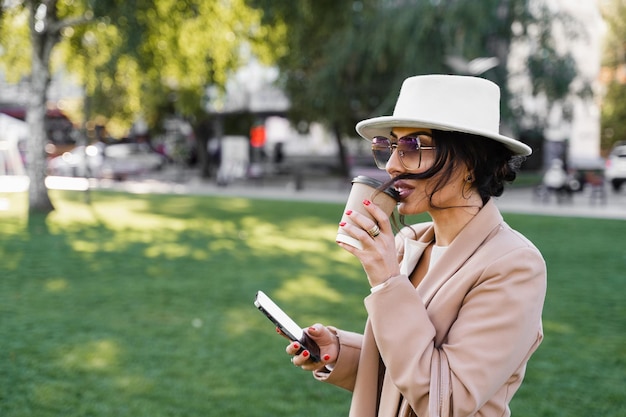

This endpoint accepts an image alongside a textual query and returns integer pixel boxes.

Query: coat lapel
[418,199,503,306]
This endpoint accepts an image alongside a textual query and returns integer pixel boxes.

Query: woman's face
[385,127,469,215]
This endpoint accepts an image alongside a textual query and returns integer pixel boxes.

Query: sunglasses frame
[371,132,436,170]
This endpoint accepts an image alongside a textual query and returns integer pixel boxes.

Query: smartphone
[254,290,320,362]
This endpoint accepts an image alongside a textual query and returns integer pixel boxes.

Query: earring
[462,174,474,200]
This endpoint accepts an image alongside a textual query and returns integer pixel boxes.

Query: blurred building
[510,0,605,168]
[2,1,608,173]
[0,113,27,176]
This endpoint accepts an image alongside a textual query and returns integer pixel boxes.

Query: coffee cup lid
[351,175,400,201]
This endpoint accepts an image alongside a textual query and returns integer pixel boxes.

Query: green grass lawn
[1,190,624,417]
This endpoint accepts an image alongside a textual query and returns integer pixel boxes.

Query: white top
[430,245,448,268]
[371,240,448,293]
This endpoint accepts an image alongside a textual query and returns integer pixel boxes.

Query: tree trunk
[194,117,215,179]
[332,123,351,180]
[26,3,55,214]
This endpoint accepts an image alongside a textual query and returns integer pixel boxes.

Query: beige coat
[314,200,546,417]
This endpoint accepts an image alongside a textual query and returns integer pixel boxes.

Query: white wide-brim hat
[355,74,532,156]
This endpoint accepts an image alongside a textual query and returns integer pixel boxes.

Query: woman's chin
[397,196,429,216]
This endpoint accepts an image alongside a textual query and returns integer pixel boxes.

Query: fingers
[355,200,391,233]
[285,324,338,372]
[286,342,323,371]
[362,198,393,227]
[275,327,291,341]
[306,324,337,350]
[285,340,303,356]
[337,202,401,286]
[338,200,390,246]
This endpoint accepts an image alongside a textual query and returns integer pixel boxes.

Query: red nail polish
[302,350,309,358]
[276,327,281,333]
[339,221,346,227]
[292,342,300,350]
[345,209,352,215]
[323,354,331,361]
[363,199,371,206]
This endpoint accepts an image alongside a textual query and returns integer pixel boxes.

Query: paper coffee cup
[336,176,399,250]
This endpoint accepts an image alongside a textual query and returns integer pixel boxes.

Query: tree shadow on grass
[1,190,361,417]
[6,192,626,416]
[27,211,50,236]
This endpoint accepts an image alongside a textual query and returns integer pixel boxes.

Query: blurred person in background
[541,158,572,203]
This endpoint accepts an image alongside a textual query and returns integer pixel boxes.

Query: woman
[285,75,546,417]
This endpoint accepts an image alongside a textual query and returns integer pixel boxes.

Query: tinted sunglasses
[371,132,436,170]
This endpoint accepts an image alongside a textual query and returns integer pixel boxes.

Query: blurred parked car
[566,156,606,192]
[48,142,166,180]
[100,143,166,180]
[1,105,77,158]
[605,142,626,192]
[47,144,104,177]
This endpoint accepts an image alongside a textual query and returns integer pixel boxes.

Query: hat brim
[356,116,532,157]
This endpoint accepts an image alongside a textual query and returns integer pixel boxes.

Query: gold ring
[367,224,381,238]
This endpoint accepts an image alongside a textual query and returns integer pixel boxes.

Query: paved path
[3,172,625,220]
[93,172,626,221]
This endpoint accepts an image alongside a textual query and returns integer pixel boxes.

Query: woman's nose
[386,147,403,176]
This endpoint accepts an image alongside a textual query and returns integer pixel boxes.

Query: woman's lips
[394,181,414,200]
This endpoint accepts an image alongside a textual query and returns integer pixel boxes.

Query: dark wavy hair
[381,129,525,207]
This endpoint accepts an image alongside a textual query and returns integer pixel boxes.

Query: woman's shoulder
[487,221,544,262]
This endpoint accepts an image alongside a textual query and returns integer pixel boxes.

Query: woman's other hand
[285,324,339,371]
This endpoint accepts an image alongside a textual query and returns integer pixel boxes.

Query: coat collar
[400,199,504,305]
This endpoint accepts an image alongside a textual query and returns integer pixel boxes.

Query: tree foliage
[248,0,589,149]
[1,0,280,134]
[0,5,31,77]
[0,0,279,213]
[600,0,626,150]
[55,0,277,135]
